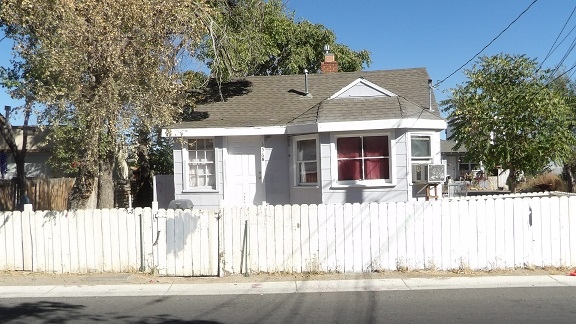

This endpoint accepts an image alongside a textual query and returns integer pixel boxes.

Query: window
[187,138,215,189]
[336,135,390,181]
[411,135,431,161]
[295,137,318,185]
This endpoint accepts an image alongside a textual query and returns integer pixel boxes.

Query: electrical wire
[539,5,576,69]
[434,0,539,88]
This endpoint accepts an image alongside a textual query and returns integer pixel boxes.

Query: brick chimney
[320,45,338,73]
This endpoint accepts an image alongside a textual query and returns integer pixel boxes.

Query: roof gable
[329,78,397,99]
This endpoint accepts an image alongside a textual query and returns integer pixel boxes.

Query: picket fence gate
[1,194,576,276]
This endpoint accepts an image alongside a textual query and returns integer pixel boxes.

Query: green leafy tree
[0,0,224,209]
[442,54,576,192]
[205,0,371,77]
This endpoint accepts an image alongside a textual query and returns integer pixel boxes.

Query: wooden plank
[250,205,267,272]
[430,200,442,271]
[513,198,525,268]
[21,209,33,271]
[67,211,80,273]
[569,196,576,267]
[450,200,463,270]
[109,209,121,272]
[265,205,276,273]
[31,211,45,272]
[0,213,8,269]
[475,199,487,270]
[317,204,330,272]
[404,201,416,270]
[183,209,194,276]
[154,209,168,276]
[125,209,138,272]
[549,197,561,267]
[484,198,496,270]
[559,197,570,267]
[282,204,293,273]
[342,203,354,273]
[299,204,311,273]
[291,204,302,273]
[368,203,380,271]
[117,209,129,272]
[387,202,399,271]
[308,204,320,273]
[208,210,219,276]
[273,205,284,273]
[11,211,23,271]
[329,204,340,272]
[351,203,362,272]
[413,201,425,270]
[101,209,113,272]
[440,200,451,270]
[529,198,543,268]
[494,198,506,269]
[396,202,408,271]
[165,209,176,275]
[540,197,552,267]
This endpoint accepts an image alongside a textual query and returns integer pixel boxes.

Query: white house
[163,55,447,209]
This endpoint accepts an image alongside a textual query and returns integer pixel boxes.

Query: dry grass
[518,172,567,193]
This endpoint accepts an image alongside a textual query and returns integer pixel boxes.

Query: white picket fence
[1,195,576,275]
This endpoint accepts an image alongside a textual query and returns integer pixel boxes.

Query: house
[0,126,52,180]
[441,139,471,181]
[441,139,509,190]
[164,54,447,209]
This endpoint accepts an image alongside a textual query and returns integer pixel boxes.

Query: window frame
[331,132,395,187]
[293,134,320,187]
[183,137,218,192]
[409,133,434,184]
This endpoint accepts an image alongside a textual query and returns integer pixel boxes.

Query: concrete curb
[1,275,575,298]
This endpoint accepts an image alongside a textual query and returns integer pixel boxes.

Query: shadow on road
[0,300,223,323]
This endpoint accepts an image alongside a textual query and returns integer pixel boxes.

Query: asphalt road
[2,287,576,324]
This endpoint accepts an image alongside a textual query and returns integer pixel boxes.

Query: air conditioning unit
[412,164,446,183]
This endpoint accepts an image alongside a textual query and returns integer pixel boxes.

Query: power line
[434,0,539,88]
[540,5,576,69]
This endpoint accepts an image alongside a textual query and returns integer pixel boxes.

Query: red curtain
[364,158,389,179]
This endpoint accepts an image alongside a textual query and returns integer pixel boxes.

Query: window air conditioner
[412,164,446,183]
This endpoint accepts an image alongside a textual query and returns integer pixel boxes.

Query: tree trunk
[507,167,518,193]
[133,129,153,208]
[68,166,97,210]
[97,154,116,209]
[564,164,575,193]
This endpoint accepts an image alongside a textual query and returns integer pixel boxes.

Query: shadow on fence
[0,178,75,211]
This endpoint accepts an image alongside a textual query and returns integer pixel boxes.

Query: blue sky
[1,0,575,125]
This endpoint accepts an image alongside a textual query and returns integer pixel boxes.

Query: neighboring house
[164,54,447,209]
[0,126,52,179]
[441,139,472,181]
[441,139,509,190]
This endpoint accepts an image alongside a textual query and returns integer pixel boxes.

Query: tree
[442,54,576,192]
[0,0,224,209]
[204,0,371,77]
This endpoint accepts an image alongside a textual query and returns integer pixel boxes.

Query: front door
[226,136,265,205]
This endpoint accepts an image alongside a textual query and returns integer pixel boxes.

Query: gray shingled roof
[169,68,443,129]
[441,139,467,153]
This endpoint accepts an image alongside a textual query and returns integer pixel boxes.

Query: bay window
[187,138,215,189]
[336,135,390,182]
[295,137,318,185]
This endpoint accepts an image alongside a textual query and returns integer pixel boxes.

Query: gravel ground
[0,267,573,286]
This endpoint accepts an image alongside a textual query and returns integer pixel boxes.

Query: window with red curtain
[337,136,389,181]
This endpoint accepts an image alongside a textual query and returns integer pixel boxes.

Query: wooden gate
[154,208,220,276]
